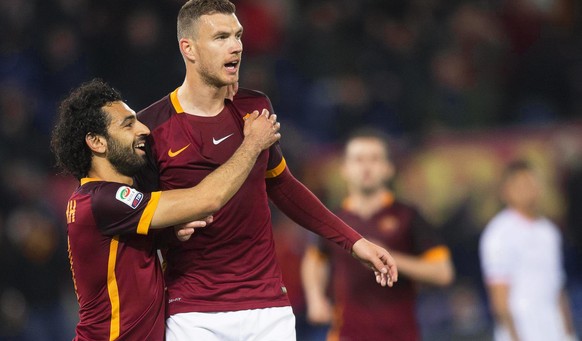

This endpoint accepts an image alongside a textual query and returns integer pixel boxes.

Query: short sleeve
[410,209,443,255]
[479,221,512,283]
[91,182,161,237]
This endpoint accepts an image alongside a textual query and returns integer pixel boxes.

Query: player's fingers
[369,253,389,277]
[379,251,398,283]
[260,109,270,118]
[249,110,260,120]
[390,265,398,284]
[176,227,195,237]
[180,220,207,229]
[175,226,196,241]
[204,215,214,224]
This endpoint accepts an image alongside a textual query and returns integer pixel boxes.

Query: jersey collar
[342,191,395,212]
[80,177,102,185]
[170,88,184,114]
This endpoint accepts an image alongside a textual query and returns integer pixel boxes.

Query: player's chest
[157,113,244,166]
[512,224,560,269]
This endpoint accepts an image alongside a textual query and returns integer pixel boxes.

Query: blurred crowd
[1,0,581,340]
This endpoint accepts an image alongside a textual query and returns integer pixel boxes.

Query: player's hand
[174,216,213,241]
[306,295,333,325]
[226,82,239,101]
[351,238,398,287]
[243,109,281,151]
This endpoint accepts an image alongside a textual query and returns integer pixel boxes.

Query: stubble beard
[198,62,237,89]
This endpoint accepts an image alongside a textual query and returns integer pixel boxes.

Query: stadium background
[1,0,581,340]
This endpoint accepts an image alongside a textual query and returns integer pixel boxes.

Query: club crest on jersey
[115,186,143,209]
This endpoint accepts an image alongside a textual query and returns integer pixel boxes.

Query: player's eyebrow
[214,27,243,38]
[120,115,136,126]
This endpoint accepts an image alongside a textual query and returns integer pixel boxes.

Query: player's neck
[346,189,393,219]
[88,159,133,186]
[178,76,228,117]
[511,205,539,221]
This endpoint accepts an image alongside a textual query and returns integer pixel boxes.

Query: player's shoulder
[232,88,273,113]
[392,199,416,211]
[390,199,422,217]
[137,94,174,129]
[82,180,146,211]
[482,209,516,240]
[234,87,269,100]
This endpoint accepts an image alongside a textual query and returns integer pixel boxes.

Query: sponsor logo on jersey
[212,133,234,145]
[168,297,182,304]
[168,144,190,157]
[379,215,399,233]
[115,186,143,209]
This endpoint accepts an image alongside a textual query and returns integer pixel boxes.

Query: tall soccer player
[134,0,398,340]
[301,129,454,341]
[51,79,281,340]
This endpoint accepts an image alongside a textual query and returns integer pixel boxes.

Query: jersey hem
[167,297,291,316]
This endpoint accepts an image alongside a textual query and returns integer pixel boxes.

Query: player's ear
[85,132,107,154]
[179,38,196,63]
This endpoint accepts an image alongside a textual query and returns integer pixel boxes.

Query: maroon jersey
[322,194,449,341]
[66,178,165,341]
[136,88,291,314]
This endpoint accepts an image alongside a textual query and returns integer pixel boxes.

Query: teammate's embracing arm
[151,110,280,229]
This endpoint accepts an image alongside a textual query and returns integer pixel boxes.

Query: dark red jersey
[322,194,450,341]
[66,178,165,341]
[136,88,291,314]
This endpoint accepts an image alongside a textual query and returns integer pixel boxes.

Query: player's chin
[222,70,239,81]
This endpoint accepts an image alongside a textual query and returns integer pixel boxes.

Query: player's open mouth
[134,141,146,152]
[225,60,239,72]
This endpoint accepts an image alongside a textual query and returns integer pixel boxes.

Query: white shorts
[166,306,296,341]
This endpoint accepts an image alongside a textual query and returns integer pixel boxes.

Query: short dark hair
[345,127,391,159]
[177,0,236,40]
[501,159,534,184]
[50,79,122,179]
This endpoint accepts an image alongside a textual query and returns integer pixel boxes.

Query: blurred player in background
[302,129,454,341]
[134,1,398,340]
[480,160,578,341]
[51,79,281,340]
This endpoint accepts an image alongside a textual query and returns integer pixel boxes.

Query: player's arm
[388,248,453,286]
[150,110,280,229]
[301,245,333,325]
[559,289,578,340]
[480,225,520,340]
[266,168,397,286]
[389,211,454,286]
[485,282,520,341]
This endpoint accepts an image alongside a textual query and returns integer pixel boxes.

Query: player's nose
[136,120,150,136]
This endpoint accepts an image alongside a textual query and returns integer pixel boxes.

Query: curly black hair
[50,79,122,179]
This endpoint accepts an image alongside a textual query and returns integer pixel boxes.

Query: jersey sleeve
[410,209,448,259]
[91,183,161,237]
[266,167,362,251]
[479,221,512,283]
[266,143,286,178]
